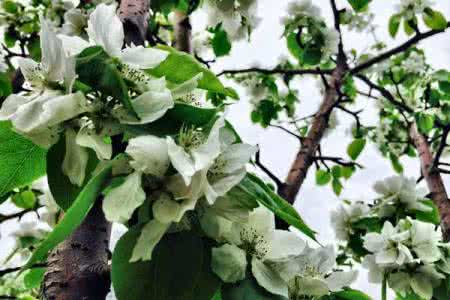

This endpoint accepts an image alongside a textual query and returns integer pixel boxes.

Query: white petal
[130,219,170,262]
[39,92,88,128]
[76,125,112,160]
[292,277,330,297]
[170,73,203,99]
[375,248,398,265]
[266,230,306,260]
[62,128,89,186]
[411,274,434,300]
[18,126,60,149]
[199,209,233,241]
[120,46,168,69]
[325,270,358,292]
[126,135,169,177]
[58,34,90,57]
[152,193,181,223]
[116,90,173,124]
[211,244,247,283]
[209,168,247,201]
[167,137,196,184]
[219,143,257,174]
[251,257,288,297]
[192,116,224,171]
[0,94,31,120]
[103,172,146,223]
[87,4,123,57]
[40,17,65,82]
[315,245,336,274]
[363,232,385,253]
[18,58,44,86]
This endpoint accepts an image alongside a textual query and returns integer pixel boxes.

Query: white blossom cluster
[341,10,376,33]
[203,0,261,41]
[395,0,435,20]
[331,175,449,299]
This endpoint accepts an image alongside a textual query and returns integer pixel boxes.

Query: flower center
[239,227,269,259]
[178,126,205,151]
[118,63,149,86]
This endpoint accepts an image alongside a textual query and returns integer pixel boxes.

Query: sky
[1,0,450,299]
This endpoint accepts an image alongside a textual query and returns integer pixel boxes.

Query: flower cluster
[395,0,435,20]
[332,175,449,299]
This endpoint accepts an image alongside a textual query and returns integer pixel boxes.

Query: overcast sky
[1,0,450,299]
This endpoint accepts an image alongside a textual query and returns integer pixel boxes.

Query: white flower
[271,245,358,298]
[322,28,339,58]
[61,8,87,36]
[373,175,430,214]
[363,221,413,267]
[211,206,306,297]
[126,135,170,177]
[330,201,370,241]
[75,121,113,161]
[287,0,321,18]
[410,219,442,263]
[401,51,426,74]
[388,264,444,300]
[396,0,435,20]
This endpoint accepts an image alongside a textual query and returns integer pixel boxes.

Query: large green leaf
[0,121,46,198]
[46,137,99,210]
[125,103,217,136]
[238,173,317,241]
[210,24,232,57]
[22,164,112,269]
[147,45,236,98]
[333,289,373,300]
[222,277,287,300]
[112,228,221,300]
[423,8,448,30]
[76,46,137,118]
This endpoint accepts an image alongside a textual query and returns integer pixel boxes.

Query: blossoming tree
[0,0,449,299]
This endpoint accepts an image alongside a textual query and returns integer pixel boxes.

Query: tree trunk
[41,1,150,299]
[410,123,450,241]
[173,10,192,53]
[279,63,346,204]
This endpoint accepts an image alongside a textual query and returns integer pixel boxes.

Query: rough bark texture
[41,1,150,299]
[41,201,112,300]
[410,123,450,241]
[279,63,346,204]
[173,10,192,53]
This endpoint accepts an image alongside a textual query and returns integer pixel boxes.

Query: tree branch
[217,67,332,77]
[351,23,450,74]
[269,124,302,141]
[255,150,284,191]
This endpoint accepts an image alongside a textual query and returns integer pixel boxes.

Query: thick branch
[410,123,450,241]
[217,68,332,77]
[279,62,347,204]
[118,0,150,45]
[351,23,450,74]
[173,10,192,53]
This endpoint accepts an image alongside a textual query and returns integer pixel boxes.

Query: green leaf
[23,164,112,269]
[24,268,46,289]
[222,277,287,300]
[46,137,99,210]
[347,0,370,12]
[341,166,355,179]
[2,0,18,14]
[389,14,402,38]
[333,289,373,300]
[423,8,448,30]
[316,170,331,186]
[347,138,366,160]
[112,228,220,300]
[286,33,302,61]
[332,165,342,178]
[210,25,232,57]
[238,173,317,241]
[404,17,417,36]
[416,113,434,134]
[0,121,46,198]
[390,153,404,174]
[413,199,440,225]
[76,46,138,118]
[147,45,236,99]
[332,178,343,196]
[12,190,36,209]
[0,72,12,98]
[302,45,322,65]
[353,217,383,232]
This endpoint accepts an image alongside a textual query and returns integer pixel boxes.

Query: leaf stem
[382,273,387,300]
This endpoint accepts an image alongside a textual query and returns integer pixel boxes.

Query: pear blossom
[270,245,358,298]
[373,175,431,215]
[330,201,370,241]
[363,221,413,267]
[210,207,306,297]
[409,218,442,263]
[395,0,435,20]
[61,8,87,36]
[0,18,88,148]
[281,0,322,26]
[76,121,113,161]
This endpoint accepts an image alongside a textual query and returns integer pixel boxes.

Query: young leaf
[147,45,237,99]
[415,113,434,134]
[423,8,448,30]
[347,138,366,160]
[22,164,112,269]
[46,137,99,210]
[210,25,232,57]
[24,268,46,289]
[347,0,371,12]
[238,173,317,241]
[316,170,331,186]
[389,14,402,38]
[332,178,343,196]
[0,121,46,199]
[112,228,220,300]
[390,153,404,174]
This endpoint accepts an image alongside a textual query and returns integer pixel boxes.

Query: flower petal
[76,124,112,160]
[192,116,224,171]
[325,270,358,292]
[120,46,168,69]
[211,244,247,283]
[58,34,90,57]
[0,94,31,120]
[219,143,257,174]
[411,274,434,300]
[130,219,170,262]
[251,257,288,297]
[265,230,306,260]
[103,172,146,223]
[40,17,65,82]
[62,128,89,186]
[126,135,169,177]
[87,3,123,57]
[167,137,196,184]
[170,73,203,100]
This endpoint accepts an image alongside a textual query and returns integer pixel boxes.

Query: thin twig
[269,124,302,141]
[217,67,332,77]
[255,150,284,190]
